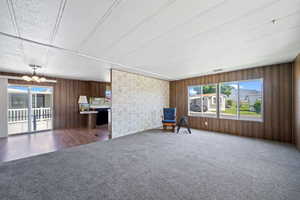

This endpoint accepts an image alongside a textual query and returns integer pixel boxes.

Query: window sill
[188,114,263,123]
[188,113,217,119]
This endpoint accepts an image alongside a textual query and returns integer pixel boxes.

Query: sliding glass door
[8,85,53,135]
[30,87,53,132]
[7,85,29,134]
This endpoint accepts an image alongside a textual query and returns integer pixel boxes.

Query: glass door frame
[8,84,54,134]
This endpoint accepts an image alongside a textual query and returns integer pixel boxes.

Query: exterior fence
[8,108,52,123]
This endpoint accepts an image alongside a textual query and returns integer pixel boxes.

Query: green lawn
[222,107,261,116]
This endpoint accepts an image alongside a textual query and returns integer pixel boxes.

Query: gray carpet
[0,129,300,200]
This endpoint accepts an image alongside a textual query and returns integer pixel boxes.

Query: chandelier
[22,64,47,82]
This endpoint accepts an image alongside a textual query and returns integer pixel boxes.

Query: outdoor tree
[202,85,215,94]
[221,85,234,97]
[254,100,261,113]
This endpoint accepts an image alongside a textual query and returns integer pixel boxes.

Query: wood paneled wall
[170,63,293,143]
[293,55,300,149]
[1,72,110,129]
[51,79,109,129]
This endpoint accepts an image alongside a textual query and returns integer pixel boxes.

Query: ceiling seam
[100,0,178,53]
[173,45,299,80]
[0,31,173,80]
[115,0,282,70]
[6,0,26,65]
[187,0,281,41]
[107,0,292,81]
[245,9,300,36]
[77,0,122,50]
[228,25,300,54]
[170,32,300,80]
[110,0,227,59]
[6,0,20,36]
[161,11,300,67]
[44,0,68,69]
[49,0,67,43]
[118,0,281,60]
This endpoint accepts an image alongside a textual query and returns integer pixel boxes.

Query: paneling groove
[170,63,293,143]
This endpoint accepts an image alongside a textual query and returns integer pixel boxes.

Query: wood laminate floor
[0,127,110,162]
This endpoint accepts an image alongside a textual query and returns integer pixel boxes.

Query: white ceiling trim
[6,0,26,65]
[0,0,299,82]
[49,0,67,43]
[6,0,19,36]
[78,0,122,50]
[100,0,178,54]
[150,10,300,68]
[186,0,280,43]
[114,0,227,60]
[119,0,281,61]
[0,30,172,80]
[44,0,67,69]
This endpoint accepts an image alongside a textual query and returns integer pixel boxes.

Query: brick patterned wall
[112,70,169,138]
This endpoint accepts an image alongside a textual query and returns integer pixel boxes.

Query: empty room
[0,0,300,199]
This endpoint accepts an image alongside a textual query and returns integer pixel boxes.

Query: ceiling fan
[0,66,57,82]
[22,64,47,82]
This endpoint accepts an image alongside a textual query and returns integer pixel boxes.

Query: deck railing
[8,108,52,123]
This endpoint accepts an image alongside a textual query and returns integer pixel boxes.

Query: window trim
[219,81,238,120]
[236,78,264,122]
[187,85,203,117]
[187,78,264,123]
[188,84,218,118]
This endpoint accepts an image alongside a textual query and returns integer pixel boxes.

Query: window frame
[187,85,202,117]
[187,84,218,118]
[218,81,239,120]
[187,78,264,122]
[237,78,264,122]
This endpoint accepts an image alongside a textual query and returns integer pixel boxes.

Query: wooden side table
[80,111,98,129]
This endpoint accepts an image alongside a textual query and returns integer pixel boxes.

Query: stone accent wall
[111,70,169,138]
[294,54,300,149]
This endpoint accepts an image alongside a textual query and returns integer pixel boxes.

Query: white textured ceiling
[0,0,299,82]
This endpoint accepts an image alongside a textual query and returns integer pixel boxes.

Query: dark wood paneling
[293,55,300,149]
[169,81,176,108]
[55,79,108,129]
[2,72,110,129]
[170,63,293,143]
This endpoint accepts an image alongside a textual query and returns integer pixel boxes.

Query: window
[238,79,263,121]
[188,84,217,117]
[188,85,202,115]
[202,85,217,117]
[188,79,263,122]
[219,82,238,120]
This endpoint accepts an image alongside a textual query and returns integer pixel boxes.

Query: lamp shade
[78,96,88,104]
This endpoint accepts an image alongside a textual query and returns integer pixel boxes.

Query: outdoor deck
[8,108,52,135]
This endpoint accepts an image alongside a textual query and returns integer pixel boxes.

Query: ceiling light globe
[32,76,39,81]
[39,77,46,82]
[22,75,32,81]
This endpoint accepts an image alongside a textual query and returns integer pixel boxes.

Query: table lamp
[78,96,88,112]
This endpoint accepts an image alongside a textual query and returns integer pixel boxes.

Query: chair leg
[187,126,191,134]
[177,125,181,133]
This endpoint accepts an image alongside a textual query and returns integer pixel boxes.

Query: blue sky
[239,80,262,91]
[189,79,262,95]
[8,86,52,92]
